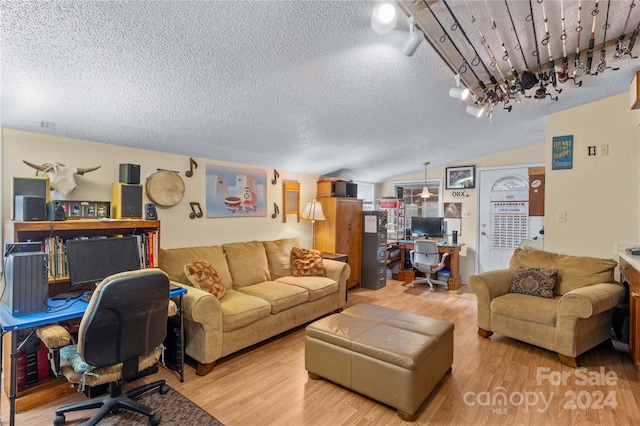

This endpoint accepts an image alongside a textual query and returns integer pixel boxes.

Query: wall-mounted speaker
[111,183,143,218]
[145,203,158,220]
[15,195,46,221]
[119,163,141,185]
[46,201,67,221]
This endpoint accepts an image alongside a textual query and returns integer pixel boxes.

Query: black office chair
[43,269,170,426]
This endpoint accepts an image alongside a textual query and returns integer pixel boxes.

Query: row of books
[40,231,159,279]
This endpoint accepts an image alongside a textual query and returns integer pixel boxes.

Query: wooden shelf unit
[313,198,363,289]
[2,219,161,412]
[620,257,640,372]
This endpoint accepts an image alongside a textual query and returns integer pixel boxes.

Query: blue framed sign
[552,135,573,170]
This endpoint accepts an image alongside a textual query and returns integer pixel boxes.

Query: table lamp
[300,199,325,249]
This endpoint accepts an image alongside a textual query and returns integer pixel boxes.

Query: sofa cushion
[263,238,301,280]
[275,276,338,301]
[223,241,271,288]
[219,289,271,332]
[184,260,226,299]
[509,248,617,295]
[159,245,233,290]
[491,293,559,327]
[237,281,309,314]
[291,247,326,277]
[510,267,558,299]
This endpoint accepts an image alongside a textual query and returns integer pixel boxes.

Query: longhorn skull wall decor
[23,161,101,200]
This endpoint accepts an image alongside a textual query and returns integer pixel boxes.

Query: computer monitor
[66,236,141,288]
[411,217,445,238]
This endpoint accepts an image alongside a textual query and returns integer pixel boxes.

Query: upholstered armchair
[468,248,626,367]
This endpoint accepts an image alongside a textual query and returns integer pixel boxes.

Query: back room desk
[396,241,464,290]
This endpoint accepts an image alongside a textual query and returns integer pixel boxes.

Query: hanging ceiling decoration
[395,0,640,119]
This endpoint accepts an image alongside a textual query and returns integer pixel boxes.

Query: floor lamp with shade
[301,199,326,249]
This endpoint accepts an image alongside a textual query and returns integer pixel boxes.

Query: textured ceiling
[1,1,639,183]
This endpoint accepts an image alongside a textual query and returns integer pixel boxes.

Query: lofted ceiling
[1,1,639,183]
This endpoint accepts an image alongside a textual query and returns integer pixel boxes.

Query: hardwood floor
[3,280,640,425]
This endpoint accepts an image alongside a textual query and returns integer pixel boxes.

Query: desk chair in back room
[39,269,171,426]
[409,240,450,292]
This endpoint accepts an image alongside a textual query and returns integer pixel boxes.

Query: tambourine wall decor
[146,169,185,207]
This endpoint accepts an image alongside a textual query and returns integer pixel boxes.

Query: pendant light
[420,162,431,198]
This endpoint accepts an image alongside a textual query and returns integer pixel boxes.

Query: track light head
[449,87,470,100]
[466,104,485,118]
[402,27,424,57]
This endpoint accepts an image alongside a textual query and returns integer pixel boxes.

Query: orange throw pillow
[291,247,326,277]
[184,260,226,299]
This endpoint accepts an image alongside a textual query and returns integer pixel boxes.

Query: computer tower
[361,211,388,290]
[163,323,183,371]
[3,252,48,316]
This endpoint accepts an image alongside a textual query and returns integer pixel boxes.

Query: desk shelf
[1,219,162,416]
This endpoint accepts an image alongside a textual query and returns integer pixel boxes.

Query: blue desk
[0,286,187,426]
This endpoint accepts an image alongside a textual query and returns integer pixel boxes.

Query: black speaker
[452,230,458,245]
[396,186,404,199]
[119,163,141,185]
[14,195,46,221]
[111,183,143,218]
[145,203,158,220]
[46,201,67,221]
[334,181,357,198]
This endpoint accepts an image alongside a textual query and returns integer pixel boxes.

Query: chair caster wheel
[160,384,170,394]
[150,415,161,425]
[429,288,435,292]
[410,284,415,288]
[53,414,66,425]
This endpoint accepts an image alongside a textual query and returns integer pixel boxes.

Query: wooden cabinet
[620,257,640,371]
[314,198,363,288]
[2,219,161,412]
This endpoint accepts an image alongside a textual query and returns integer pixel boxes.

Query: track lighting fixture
[402,16,424,57]
[371,2,397,35]
[449,74,469,100]
[466,104,485,118]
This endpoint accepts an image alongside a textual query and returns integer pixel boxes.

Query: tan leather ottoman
[305,304,453,421]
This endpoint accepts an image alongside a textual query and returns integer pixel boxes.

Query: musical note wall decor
[185,157,198,177]
[271,169,279,185]
[189,201,203,219]
[271,203,280,219]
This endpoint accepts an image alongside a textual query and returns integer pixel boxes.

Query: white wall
[545,92,640,260]
[2,128,319,248]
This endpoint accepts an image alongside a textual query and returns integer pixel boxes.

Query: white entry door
[477,166,542,273]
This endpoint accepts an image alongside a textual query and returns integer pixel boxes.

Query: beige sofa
[159,237,350,376]
[469,248,626,367]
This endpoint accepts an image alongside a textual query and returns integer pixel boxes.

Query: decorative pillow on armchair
[510,266,558,299]
[184,260,226,299]
[291,247,326,277]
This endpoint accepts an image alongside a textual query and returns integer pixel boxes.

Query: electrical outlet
[556,211,566,223]
[588,146,596,156]
[462,210,470,218]
[600,144,609,156]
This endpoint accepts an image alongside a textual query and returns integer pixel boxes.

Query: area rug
[96,387,224,425]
